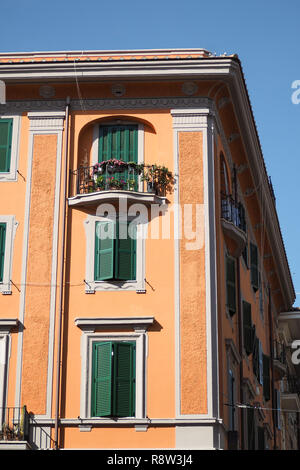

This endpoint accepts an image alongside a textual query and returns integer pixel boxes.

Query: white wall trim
[171,107,219,425]
[0,215,19,294]
[0,114,21,182]
[14,110,65,417]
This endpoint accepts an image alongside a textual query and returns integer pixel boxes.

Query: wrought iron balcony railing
[0,406,30,441]
[69,161,174,199]
[282,375,300,395]
[221,193,246,233]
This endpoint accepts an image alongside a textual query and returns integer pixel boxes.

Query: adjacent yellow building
[0,48,298,450]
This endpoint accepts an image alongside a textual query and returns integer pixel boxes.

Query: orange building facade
[0,48,298,450]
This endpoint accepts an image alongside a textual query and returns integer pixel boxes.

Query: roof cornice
[0,56,237,83]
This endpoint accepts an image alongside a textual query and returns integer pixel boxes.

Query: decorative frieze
[27,111,65,131]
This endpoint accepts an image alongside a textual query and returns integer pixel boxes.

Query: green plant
[96,174,105,189]
[128,178,136,190]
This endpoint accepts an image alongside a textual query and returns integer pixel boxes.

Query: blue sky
[1,0,300,305]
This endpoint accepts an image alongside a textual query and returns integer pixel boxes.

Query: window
[91,341,136,417]
[0,223,6,283]
[0,115,20,181]
[84,213,145,293]
[98,125,138,162]
[0,119,13,173]
[228,369,236,431]
[242,239,248,268]
[97,125,139,190]
[75,316,154,420]
[253,337,263,385]
[275,389,281,429]
[250,242,259,291]
[243,301,255,356]
[0,215,18,294]
[262,354,270,402]
[95,219,136,282]
[226,255,236,316]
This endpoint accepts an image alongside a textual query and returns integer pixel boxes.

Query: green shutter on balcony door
[113,342,136,417]
[0,119,13,173]
[98,125,138,189]
[92,342,113,417]
[0,223,6,283]
[94,220,115,281]
[115,220,136,281]
[250,242,259,291]
[226,255,236,316]
[98,125,138,163]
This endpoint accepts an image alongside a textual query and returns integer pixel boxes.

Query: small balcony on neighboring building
[0,406,31,450]
[273,341,287,379]
[221,193,247,257]
[68,160,174,208]
[281,375,300,411]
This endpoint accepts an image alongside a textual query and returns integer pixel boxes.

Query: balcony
[281,375,300,411]
[68,160,174,208]
[221,193,247,257]
[0,406,31,450]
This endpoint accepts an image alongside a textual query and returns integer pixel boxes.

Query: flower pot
[107,164,115,174]
[147,182,155,193]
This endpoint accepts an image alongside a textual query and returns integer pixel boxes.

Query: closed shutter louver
[94,220,115,281]
[243,301,255,355]
[226,256,236,315]
[115,221,136,281]
[0,119,13,173]
[0,223,6,283]
[92,342,113,417]
[253,336,259,380]
[263,354,271,402]
[250,243,259,291]
[98,125,138,189]
[113,342,136,417]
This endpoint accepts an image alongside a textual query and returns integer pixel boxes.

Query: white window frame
[0,319,18,422]
[0,114,21,182]
[75,316,153,420]
[84,210,146,293]
[0,215,18,294]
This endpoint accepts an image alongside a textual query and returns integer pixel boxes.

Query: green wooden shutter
[226,255,236,316]
[242,240,248,268]
[99,125,138,163]
[113,342,136,417]
[263,354,270,402]
[243,301,255,355]
[250,243,259,291]
[98,125,138,189]
[92,342,113,417]
[94,220,115,281]
[0,223,6,283]
[0,119,13,173]
[253,336,259,380]
[115,220,136,281]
